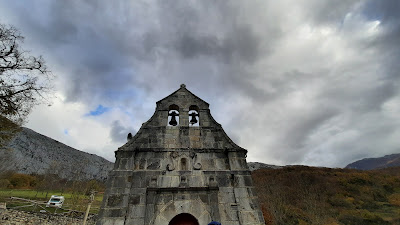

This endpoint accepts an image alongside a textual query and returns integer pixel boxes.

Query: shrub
[328,194,353,208]
[0,179,11,188]
[8,173,37,188]
[388,193,400,206]
[338,210,389,225]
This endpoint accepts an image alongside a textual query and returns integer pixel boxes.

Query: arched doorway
[168,213,199,225]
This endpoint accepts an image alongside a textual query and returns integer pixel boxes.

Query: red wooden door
[169,213,199,225]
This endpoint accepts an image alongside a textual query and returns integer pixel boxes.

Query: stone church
[97,84,265,225]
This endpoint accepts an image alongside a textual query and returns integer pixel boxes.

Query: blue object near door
[208,222,221,225]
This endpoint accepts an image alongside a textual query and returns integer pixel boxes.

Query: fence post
[83,190,95,225]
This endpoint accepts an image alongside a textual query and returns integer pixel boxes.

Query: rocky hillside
[345,153,400,170]
[0,128,113,181]
[247,162,283,171]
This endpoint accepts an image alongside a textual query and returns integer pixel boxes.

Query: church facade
[97,84,265,225]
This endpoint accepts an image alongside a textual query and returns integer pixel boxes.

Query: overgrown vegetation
[252,166,400,225]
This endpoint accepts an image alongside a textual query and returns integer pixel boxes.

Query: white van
[46,195,65,208]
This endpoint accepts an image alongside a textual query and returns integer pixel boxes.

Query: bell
[169,111,178,126]
[189,112,198,125]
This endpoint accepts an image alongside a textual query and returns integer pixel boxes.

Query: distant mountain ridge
[247,162,283,171]
[345,153,400,170]
[0,127,113,181]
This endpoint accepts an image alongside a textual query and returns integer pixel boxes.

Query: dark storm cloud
[2,1,270,105]
[110,120,136,143]
[174,26,260,63]
[0,0,147,105]
[1,0,400,167]
[362,0,400,23]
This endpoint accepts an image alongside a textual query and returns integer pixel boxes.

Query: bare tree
[0,115,21,148]
[0,23,53,124]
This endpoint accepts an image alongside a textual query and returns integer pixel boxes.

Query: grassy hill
[252,166,400,225]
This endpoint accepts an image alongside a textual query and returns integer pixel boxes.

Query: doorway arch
[168,213,199,225]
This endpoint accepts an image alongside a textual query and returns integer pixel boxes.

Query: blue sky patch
[85,105,110,116]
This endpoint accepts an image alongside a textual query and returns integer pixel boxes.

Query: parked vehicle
[46,195,64,208]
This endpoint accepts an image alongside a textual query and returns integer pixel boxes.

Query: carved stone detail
[191,152,202,170]
[166,151,202,171]
[166,152,176,171]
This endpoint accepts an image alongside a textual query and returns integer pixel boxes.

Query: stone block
[145,205,155,223]
[219,205,239,221]
[188,175,202,187]
[112,176,128,188]
[234,188,249,198]
[107,195,122,207]
[215,159,229,170]
[159,175,171,187]
[218,190,235,203]
[244,175,253,187]
[125,217,144,225]
[104,209,122,217]
[156,193,173,205]
[239,211,259,224]
[170,176,180,187]
[130,188,146,195]
[202,158,215,170]
[100,217,125,225]
[129,194,141,205]
[237,197,253,211]
[189,129,200,136]
[234,175,246,187]
[216,174,230,187]
[131,205,146,218]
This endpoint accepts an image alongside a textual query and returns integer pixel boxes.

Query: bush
[338,210,389,225]
[328,194,353,208]
[8,173,37,188]
[0,179,11,188]
[388,193,400,206]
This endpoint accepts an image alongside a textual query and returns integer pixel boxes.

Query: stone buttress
[97,84,265,225]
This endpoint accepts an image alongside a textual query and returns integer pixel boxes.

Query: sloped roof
[156,84,209,106]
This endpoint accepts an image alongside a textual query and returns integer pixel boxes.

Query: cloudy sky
[1,0,399,167]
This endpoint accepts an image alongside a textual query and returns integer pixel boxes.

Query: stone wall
[0,208,96,225]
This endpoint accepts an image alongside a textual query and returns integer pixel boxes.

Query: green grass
[0,189,104,214]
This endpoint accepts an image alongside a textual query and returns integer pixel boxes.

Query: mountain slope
[247,162,283,171]
[252,166,400,224]
[0,127,113,181]
[345,153,400,170]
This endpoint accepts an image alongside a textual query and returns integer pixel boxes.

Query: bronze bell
[189,112,199,125]
[169,111,178,126]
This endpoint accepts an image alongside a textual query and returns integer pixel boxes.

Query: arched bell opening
[168,104,180,126]
[168,213,199,225]
[189,105,199,127]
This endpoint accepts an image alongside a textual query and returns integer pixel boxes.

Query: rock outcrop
[247,162,283,171]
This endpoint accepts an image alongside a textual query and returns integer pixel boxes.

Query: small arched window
[181,158,187,170]
[168,105,179,126]
[189,105,199,127]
